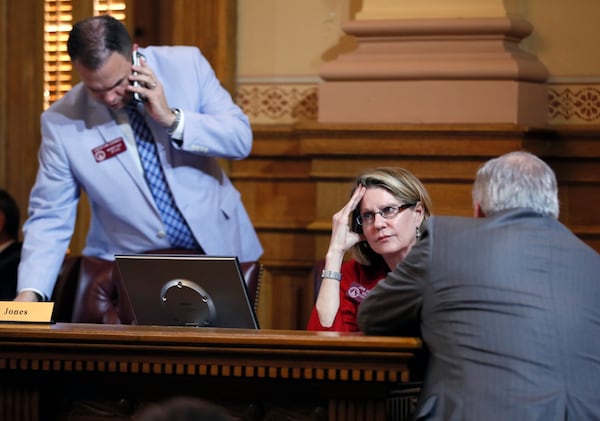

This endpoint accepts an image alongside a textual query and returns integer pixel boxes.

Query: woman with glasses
[307,167,432,331]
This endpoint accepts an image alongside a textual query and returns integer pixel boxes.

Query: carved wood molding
[0,324,422,420]
[0,324,420,383]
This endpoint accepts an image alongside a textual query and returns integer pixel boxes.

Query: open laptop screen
[115,254,259,329]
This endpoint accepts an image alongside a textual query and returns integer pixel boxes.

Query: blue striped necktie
[125,102,199,250]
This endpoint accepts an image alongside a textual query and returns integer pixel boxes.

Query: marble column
[318,0,548,126]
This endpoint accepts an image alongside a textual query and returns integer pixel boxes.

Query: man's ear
[473,202,486,218]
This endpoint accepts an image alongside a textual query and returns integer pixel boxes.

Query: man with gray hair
[357,151,600,421]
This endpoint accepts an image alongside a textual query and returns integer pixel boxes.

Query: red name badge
[92,138,127,162]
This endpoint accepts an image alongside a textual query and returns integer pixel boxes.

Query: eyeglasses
[356,203,416,226]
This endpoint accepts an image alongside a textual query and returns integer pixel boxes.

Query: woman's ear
[413,202,426,226]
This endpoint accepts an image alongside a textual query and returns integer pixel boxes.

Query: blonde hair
[349,167,433,266]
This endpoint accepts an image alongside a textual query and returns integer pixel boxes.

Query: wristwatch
[167,107,181,135]
[321,269,342,281]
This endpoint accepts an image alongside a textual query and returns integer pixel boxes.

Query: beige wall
[237,0,600,125]
[236,0,361,124]
[238,0,600,79]
[522,0,600,77]
[238,0,361,78]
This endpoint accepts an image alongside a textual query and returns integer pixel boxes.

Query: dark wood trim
[0,323,422,420]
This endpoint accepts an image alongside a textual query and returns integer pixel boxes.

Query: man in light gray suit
[358,151,600,420]
[15,15,262,302]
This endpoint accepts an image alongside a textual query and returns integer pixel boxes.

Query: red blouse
[306,260,389,332]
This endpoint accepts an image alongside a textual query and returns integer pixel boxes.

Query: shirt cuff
[19,288,47,302]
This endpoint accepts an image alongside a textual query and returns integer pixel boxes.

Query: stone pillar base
[318,18,548,127]
[319,80,547,126]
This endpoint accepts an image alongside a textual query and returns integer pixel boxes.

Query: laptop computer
[115,254,259,329]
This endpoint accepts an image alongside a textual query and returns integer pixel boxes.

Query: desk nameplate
[0,301,54,323]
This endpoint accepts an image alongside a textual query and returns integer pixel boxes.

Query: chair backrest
[50,254,81,323]
[52,256,134,324]
[52,254,263,324]
[239,261,263,313]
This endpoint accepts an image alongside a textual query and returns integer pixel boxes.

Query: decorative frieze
[236,84,318,124]
[235,82,600,126]
[548,85,600,125]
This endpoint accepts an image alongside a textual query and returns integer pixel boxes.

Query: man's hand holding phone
[129,47,178,130]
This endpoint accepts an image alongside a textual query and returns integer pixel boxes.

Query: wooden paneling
[232,123,600,330]
[132,0,237,95]
[0,0,44,231]
[0,323,422,421]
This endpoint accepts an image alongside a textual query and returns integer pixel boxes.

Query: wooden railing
[0,323,423,421]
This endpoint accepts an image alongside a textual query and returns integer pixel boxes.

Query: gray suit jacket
[358,209,600,421]
[19,46,263,298]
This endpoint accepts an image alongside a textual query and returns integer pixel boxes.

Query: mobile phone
[351,208,363,234]
[131,50,144,102]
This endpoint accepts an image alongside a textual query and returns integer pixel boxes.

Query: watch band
[167,107,181,135]
[320,269,342,281]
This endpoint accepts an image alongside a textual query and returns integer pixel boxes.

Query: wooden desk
[0,323,423,421]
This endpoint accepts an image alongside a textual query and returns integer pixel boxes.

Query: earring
[416,226,421,240]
